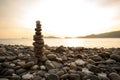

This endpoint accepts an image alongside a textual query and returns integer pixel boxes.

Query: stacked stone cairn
[33,20,44,64]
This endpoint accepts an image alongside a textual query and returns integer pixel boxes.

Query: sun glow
[20,0,117,37]
[65,38,85,47]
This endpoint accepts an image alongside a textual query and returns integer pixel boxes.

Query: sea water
[0,38,120,48]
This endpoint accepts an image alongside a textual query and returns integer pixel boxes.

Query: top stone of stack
[36,20,41,28]
[36,20,40,24]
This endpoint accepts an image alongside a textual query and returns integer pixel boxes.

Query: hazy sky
[0,0,120,38]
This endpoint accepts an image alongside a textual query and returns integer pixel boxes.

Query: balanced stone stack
[33,20,44,64]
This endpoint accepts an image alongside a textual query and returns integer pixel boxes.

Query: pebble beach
[0,44,120,80]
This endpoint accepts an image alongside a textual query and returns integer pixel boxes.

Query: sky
[0,0,120,38]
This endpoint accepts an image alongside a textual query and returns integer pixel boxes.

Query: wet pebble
[109,72,120,80]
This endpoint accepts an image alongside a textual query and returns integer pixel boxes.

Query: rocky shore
[0,44,120,80]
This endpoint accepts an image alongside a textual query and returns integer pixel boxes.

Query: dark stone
[32,75,42,80]
[56,71,64,76]
[77,67,82,71]
[90,55,103,61]
[6,56,16,61]
[11,75,21,80]
[46,74,59,80]
[1,62,10,68]
[105,59,116,64]
[4,69,15,76]
[0,78,9,80]
[99,77,110,80]
[23,61,34,69]
[48,69,59,74]
[0,47,6,53]
[47,54,57,61]
[62,67,70,73]
[0,68,8,75]
[75,54,83,59]
[41,55,48,62]
[16,68,26,75]
[60,73,69,80]
[14,66,21,70]
[56,46,66,53]
[37,71,46,77]
[83,75,100,80]
[52,61,63,69]
[104,67,116,73]
[77,71,85,80]
[112,67,120,72]
[88,64,101,73]
[69,73,80,80]
[110,54,120,62]
[109,72,120,80]
[0,57,6,62]
[98,52,110,59]
[68,70,77,74]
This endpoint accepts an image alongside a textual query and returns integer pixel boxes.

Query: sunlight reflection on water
[0,38,120,48]
[64,38,85,47]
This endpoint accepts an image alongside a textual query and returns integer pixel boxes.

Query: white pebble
[40,65,46,70]
[75,59,85,65]
[22,73,33,79]
[32,65,39,70]
[18,53,24,57]
[82,68,93,74]
[98,73,107,77]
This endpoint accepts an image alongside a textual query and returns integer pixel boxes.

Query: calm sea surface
[0,38,120,48]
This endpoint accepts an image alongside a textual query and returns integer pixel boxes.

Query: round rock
[75,59,85,66]
[46,74,59,80]
[109,72,120,80]
[47,54,57,61]
[60,73,69,80]
[90,55,103,61]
